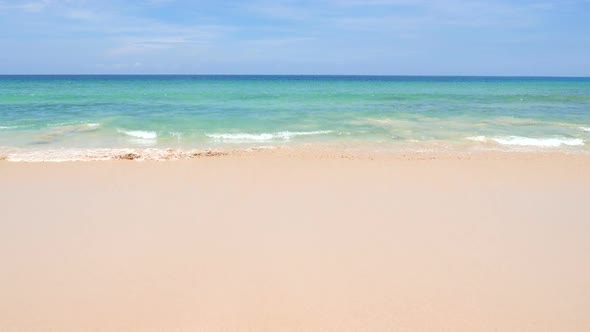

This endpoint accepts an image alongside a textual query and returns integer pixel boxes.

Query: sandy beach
[1,151,589,331]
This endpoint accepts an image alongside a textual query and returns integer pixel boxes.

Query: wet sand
[1,151,589,331]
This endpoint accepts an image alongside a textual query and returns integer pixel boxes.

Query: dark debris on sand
[191,150,228,158]
[116,153,141,160]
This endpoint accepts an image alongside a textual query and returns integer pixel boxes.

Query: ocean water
[1,75,589,161]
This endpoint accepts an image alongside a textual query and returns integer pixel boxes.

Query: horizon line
[1,74,589,78]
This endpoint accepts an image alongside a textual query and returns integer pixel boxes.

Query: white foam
[118,129,157,139]
[580,127,590,132]
[0,125,31,130]
[282,130,333,137]
[465,136,487,142]
[206,133,274,141]
[206,130,332,142]
[467,136,584,147]
[0,148,225,162]
[1,148,132,162]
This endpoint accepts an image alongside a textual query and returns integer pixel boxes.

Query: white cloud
[0,0,50,12]
[244,0,580,30]
[95,61,143,70]
[245,37,316,46]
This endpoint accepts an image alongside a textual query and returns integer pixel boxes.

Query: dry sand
[1,151,589,331]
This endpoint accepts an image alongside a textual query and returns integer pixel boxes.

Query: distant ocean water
[1,75,589,161]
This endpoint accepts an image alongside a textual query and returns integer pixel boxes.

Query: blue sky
[0,0,589,75]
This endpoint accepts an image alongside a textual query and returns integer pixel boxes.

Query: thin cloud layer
[0,0,588,75]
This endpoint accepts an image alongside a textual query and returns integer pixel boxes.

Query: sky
[0,0,589,75]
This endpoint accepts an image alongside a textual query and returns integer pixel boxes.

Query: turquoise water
[1,75,589,160]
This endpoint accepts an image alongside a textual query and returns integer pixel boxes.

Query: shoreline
[1,144,590,162]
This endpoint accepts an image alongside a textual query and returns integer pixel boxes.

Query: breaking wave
[118,129,158,140]
[467,136,584,147]
[206,130,333,142]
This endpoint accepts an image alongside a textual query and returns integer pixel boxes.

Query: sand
[1,151,589,331]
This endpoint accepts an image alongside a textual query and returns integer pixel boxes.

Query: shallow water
[1,75,589,160]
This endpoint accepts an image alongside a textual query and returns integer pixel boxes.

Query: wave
[467,136,584,147]
[0,124,35,130]
[1,123,100,132]
[64,123,101,133]
[20,123,102,145]
[581,127,590,132]
[44,123,101,134]
[118,129,157,139]
[48,121,100,127]
[206,130,332,142]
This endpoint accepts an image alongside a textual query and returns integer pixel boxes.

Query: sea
[1,75,589,161]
